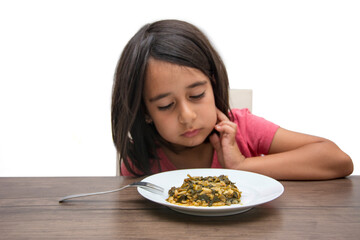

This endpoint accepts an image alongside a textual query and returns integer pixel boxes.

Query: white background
[0,0,359,176]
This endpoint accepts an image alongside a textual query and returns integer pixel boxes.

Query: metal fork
[59,181,164,203]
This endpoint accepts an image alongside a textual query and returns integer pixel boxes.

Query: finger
[215,120,237,129]
[209,133,224,158]
[216,108,230,122]
[209,133,225,167]
[214,124,237,146]
[209,133,221,152]
[215,121,237,134]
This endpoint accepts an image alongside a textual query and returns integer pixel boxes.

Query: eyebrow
[149,80,208,102]
[149,93,171,102]
[186,80,208,89]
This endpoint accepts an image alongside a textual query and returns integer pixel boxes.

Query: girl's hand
[209,109,246,169]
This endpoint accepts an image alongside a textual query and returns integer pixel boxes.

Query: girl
[111,19,353,180]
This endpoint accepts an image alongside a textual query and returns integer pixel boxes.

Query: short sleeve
[231,108,279,157]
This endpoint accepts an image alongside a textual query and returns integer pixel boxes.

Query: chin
[182,135,208,147]
[183,142,202,148]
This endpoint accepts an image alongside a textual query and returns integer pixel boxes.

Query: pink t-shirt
[120,108,279,176]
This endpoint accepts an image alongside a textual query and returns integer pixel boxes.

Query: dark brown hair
[112,19,230,176]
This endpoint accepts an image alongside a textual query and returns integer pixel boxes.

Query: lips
[181,129,200,138]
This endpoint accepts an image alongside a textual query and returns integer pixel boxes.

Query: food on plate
[166,174,241,207]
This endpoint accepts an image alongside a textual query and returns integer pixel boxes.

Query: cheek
[208,108,218,127]
[203,97,217,126]
[152,116,176,137]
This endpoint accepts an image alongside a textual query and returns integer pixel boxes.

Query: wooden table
[1,176,359,239]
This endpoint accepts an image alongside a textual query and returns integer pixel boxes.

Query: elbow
[338,153,353,177]
[330,147,353,179]
[322,140,353,179]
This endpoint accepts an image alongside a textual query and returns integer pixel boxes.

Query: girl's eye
[190,91,205,100]
[158,102,174,111]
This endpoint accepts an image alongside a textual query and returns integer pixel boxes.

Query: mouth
[181,129,201,138]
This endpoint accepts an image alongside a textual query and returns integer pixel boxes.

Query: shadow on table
[151,203,282,223]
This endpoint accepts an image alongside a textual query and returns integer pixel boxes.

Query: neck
[161,142,214,169]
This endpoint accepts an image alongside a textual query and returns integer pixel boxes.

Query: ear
[145,115,153,124]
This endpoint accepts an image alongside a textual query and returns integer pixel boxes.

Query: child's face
[143,59,217,148]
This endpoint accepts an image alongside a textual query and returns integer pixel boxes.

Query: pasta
[166,174,242,207]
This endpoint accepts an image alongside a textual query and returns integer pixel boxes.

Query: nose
[178,102,196,125]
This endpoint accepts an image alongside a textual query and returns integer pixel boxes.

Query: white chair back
[229,89,253,112]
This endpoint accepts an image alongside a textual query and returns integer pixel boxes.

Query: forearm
[239,140,353,180]
[210,118,353,180]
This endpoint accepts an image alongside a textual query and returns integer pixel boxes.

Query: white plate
[137,168,284,216]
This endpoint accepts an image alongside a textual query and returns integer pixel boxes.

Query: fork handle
[59,185,130,203]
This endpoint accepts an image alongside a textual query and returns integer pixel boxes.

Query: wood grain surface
[0,176,359,239]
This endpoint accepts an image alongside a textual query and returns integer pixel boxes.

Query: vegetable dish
[166,174,242,207]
